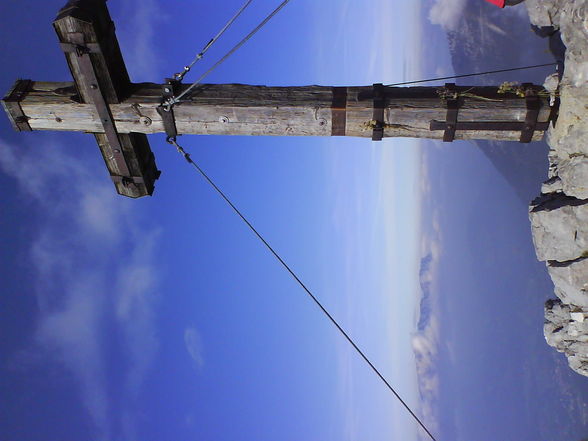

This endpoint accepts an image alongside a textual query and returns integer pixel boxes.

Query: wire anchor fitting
[167,137,192,164]
[157,77,181,143]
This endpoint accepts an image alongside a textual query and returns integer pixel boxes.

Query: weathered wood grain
[16,82,552,141]
[52,0,159,198]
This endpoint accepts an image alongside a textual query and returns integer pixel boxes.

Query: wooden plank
[15,82,552,142]
[52,0,159,198]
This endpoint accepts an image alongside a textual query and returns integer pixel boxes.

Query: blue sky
[0,1,426,441]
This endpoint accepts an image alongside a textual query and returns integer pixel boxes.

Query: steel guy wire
[168,0,293,106]
[167,137,438,441]
[385,62,557,87]
[173,0,254,82]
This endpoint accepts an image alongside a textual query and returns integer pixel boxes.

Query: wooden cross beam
[3,0,160,198]
[1,0,554,199]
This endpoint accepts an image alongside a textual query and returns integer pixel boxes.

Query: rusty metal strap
[430,121,550,132]
[520,83,542,143]
[372,83,385,141]
[331,87,347,136]
[67,39,132,177]
[443,83,459,142]
[2,79,33,132]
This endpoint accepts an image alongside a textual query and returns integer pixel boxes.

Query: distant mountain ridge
[417,253,433,333]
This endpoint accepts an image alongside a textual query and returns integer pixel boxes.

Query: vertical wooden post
[1,0,556,198]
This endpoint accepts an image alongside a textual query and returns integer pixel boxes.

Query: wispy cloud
[412,206,443,440]
[116,229,161,394]
[0,137,161,440]
[35,271,111,438]
[428,0,467,31]
[116,0,169,81]
[184,326,204,369]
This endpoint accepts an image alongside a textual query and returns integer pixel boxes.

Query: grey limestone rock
[525,0,561,28]
[548,87,588,160]
[544,299,588,376]
[534,0,588,377]
[558,156,588,198]
[548,258,588,306]
[530,193,588,262]
[525,0,588,377]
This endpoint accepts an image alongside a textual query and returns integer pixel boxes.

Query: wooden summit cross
[2,0,555,198]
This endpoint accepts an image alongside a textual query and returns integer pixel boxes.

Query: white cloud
[0,138,161,440]
[412,209,443,440]
[35,273,110,439]
[184,326,204,369]
[116,0,169,81]
[116,229,161,397]
[412,317,440,440]
[78,185,122,241]
[428,0,467,31]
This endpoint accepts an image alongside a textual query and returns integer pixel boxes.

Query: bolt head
[90,84,98,89]
[164,87,171,93]
[219,116,229,124]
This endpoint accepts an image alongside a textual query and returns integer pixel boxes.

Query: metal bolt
[139,116,152,126]
[219,116,229,124]
[90,84,98,89]
[113,149,121,154]
[164,87,171,93]
[317,118,327,127]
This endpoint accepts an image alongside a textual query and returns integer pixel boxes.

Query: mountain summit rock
[526,0,588,377]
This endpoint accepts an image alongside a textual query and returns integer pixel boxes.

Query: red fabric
[485,0,505,7]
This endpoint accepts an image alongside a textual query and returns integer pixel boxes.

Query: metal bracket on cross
[157,78,181,143]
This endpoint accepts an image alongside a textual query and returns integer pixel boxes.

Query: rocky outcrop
[530,194,588,262]
[526,0,562,28]
[526,0,588,376]
[548,259,588,307]
[544,299,588,377]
